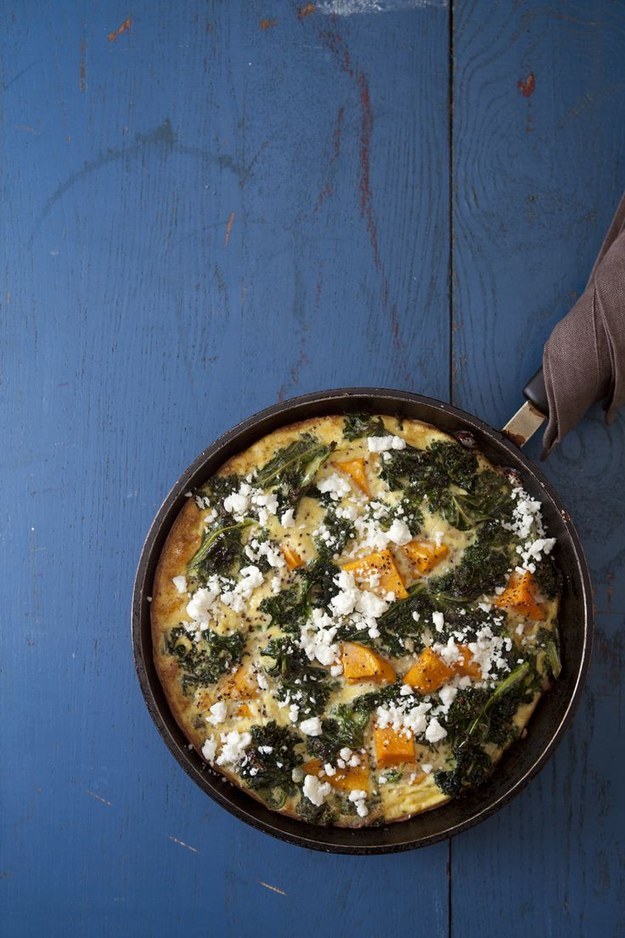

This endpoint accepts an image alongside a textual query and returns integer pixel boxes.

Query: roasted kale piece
[259,558,340,634]
[188,519,254,580]
[434,663,534,795]
[239,721,302,806]
[167,626,245,694]
[434,741,493,797]
[429,519,513,601]
[314,508,355,559]
[337,587,433,656]
[306,702,372,761]
[342,413,386,441]
[534,554,563,601]
[253,432,334,508]
[261,636,334,716]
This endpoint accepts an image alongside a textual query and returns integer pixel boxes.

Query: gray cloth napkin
[543,192,625,452]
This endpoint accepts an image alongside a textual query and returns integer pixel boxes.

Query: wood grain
[451,2,625,935]
[0,1,451,935]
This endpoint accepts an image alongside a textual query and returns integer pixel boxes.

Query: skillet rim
[131,387,593,854]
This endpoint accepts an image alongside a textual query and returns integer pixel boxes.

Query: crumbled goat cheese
[300,717,323,737]
[288,704,300,723]
[367,435,407,452]
[206,701,228,726]
[186,585,219,623]
[220,565,264,613]
[172,575,188,594]
[438,683,458,709]
[280,509,296,528]
[387,518,413,546]
[421,763,433,774]
[317,473,352,500]
[467,624,512,679]
[303,774,332,806]
[201,738,217,762]
[216,730,251,766]
[348,789,369,817]
[425,717,448,744]
[223,491,250,517]
[432,611,445,632]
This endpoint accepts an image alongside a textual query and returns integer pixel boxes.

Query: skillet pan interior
[132,388,593,854]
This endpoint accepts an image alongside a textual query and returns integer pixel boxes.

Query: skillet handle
[501,367,549,447]
[523,367,549,417]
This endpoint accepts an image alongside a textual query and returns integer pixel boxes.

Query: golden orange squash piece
[343,548,408,600]
[493,570,546,621]
[236,703,252,718]
[334,458,370,497]
[222,664,258,700]
[301,758,371,793]
[281,545,305,570]
[403,647,455,694]
[403,539,449,575]
[374,725,416,768]
[454,644,482,680]
[340,642,397,684]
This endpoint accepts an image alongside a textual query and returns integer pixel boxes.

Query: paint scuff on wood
[260,18,278,29]
[168,835,199,854]
[517,72,536,97]
[85,790,112,807]
[317,0,446,13]
[224,211,235,245]
[258,881,288,896]
[108,18,133,42]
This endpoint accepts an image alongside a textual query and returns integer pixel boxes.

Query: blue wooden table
[2,2,625,935]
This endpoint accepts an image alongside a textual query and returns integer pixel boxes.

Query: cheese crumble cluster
[153,415,562,827]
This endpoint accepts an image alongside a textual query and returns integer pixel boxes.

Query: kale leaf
[167,626,245,694]
[429,520,513,602]
[253,432,334,509]
[239,721,302,805]
[342,413,386,441]
[434,663,534,795]
[314,508,355,559]
[188,519,254,580]
[534,554,562,601]
[261,636,334,716]
[306,702,372,762]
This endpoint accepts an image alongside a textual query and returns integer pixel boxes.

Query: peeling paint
[107,17,132,42]
[517,72,536,97]
[318,0,446,11]
[224,211,235,245]
[258,881,287,896]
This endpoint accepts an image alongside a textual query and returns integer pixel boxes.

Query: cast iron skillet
[132,384,593,854]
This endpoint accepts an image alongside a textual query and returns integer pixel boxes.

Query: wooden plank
[0,1,452,935]
[451,1,625,935]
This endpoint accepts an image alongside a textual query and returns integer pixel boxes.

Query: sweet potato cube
[454,644,482,680]
[493,570,546,621]
[282,545,305,570]
[374,725,416,768]
[236,703,252,718]
[403,539,449,575]
[335,458,370,497]
[403,647,455,694]
[343,548,408,600]
[301,758,371,793]
[340,642,396,684]
[222,664,258,700]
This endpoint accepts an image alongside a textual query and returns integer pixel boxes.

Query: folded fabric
[543,192,625,453]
